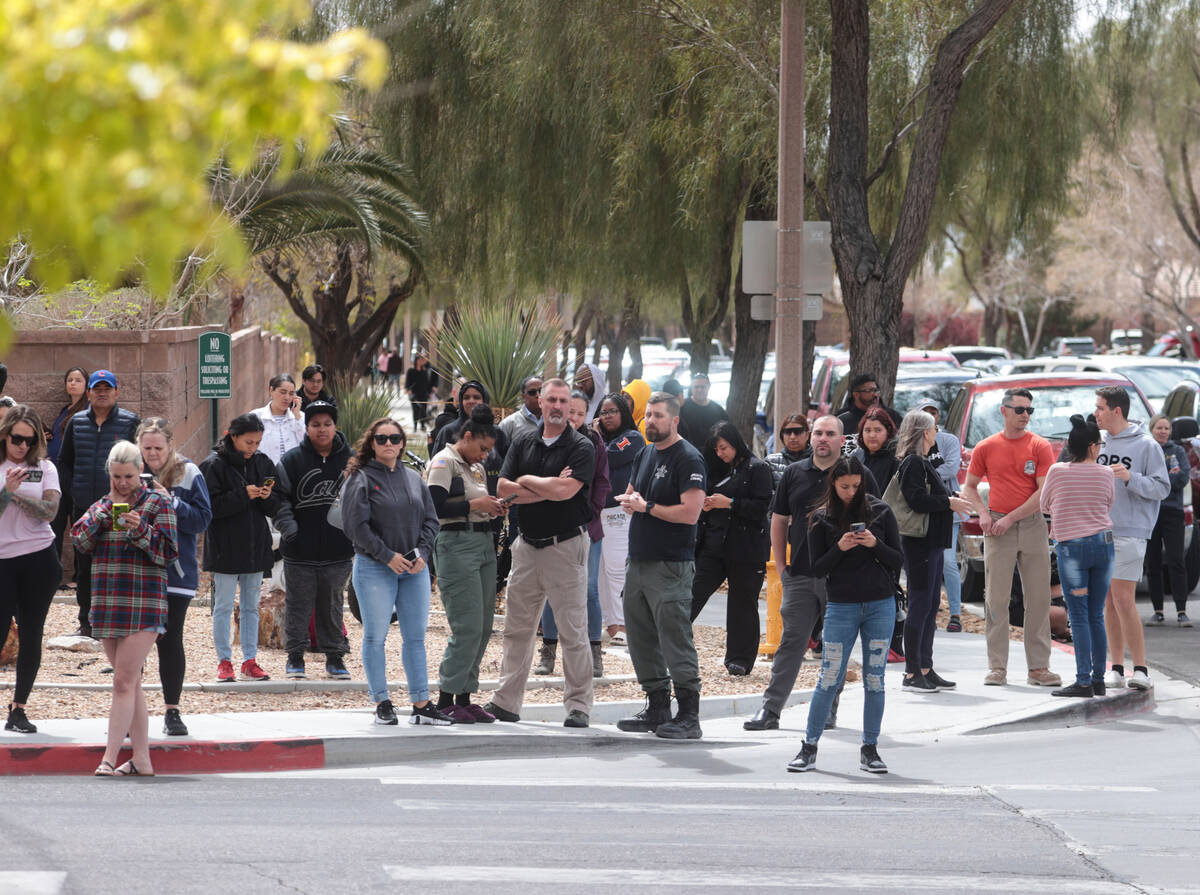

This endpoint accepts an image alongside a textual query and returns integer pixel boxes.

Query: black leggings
[690,549,766,670]
[902,538,944,675]
[0,545,61,704]
[155,594,191,706]
[1146,506,1188,613]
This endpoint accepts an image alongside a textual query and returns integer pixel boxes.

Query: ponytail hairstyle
[136,417,187,489]
[1064,414,1102,463]
[811,455,872,534]
[217,413,265,455]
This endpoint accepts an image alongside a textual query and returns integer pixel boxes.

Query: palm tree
[206,138,429,385]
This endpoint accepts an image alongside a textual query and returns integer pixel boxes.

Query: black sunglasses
[8,433,35,447]
[373,433,405,445]
[1003,405,1034,415]
[525,388,541,396]
[780,427,807,437]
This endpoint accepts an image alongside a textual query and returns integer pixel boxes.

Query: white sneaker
[1128,669,1153,691]
[1104,669,1126,689]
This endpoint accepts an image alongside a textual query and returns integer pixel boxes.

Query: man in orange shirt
[962,388,1062,687]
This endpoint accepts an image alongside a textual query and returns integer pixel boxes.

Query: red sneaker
[216,660,235,682]
[239,659,270,681]
[887,648,905,664]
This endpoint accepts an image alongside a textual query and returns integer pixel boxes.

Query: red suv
[942,372,1198,602]
[809,348,961,418]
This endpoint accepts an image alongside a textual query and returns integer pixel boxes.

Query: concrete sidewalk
[0,629,1171,776]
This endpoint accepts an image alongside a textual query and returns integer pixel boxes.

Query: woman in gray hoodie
[340,417,450,727]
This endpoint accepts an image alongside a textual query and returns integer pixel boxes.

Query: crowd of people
[0,353,1191,777]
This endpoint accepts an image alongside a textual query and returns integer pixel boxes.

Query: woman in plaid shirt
[73,440,178,776]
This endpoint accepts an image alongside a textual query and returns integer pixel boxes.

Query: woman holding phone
[137,418,212,735]
[251,373,306,465]
[0,406,62,734]
[787,456,901,775]
[200,413,279,683]
[341,418,451,726]
[72,441,178,775]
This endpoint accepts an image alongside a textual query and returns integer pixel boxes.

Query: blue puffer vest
[63,405,141,507]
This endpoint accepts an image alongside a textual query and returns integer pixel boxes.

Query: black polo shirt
[499,424,595,540]
[772,457,879,575]
[628,439,707,562]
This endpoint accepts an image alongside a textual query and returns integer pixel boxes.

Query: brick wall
[4,326,299,464]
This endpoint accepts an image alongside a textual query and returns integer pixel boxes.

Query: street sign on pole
[743,220,833,299]
[199,330,231,448]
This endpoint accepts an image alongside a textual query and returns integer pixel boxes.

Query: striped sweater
[1039,461,1115,543]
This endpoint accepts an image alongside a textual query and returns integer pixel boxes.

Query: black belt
[523,527,585,549]
[440,521,492,533]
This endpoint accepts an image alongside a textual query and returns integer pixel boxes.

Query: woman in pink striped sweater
[1040,414,1115,698]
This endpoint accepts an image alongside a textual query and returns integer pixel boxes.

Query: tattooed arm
[2,489,61,522]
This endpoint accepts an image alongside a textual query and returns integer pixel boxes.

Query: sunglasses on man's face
[525,388,541,396]
[780,427,807,437]
[1003,405,1034,415]
[8,433,35,447]
[373,433,405,445]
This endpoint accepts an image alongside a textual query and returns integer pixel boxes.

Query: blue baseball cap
[88,370,118,389]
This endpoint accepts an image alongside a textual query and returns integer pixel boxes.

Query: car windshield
[1108,365,1200,404]
[893,382,967,418]
[965,385,1153,447]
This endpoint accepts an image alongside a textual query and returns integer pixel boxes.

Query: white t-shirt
[252,404,306,465]
[0,458,59,559]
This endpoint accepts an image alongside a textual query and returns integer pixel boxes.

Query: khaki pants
[492,534,594,715]
[983,511,1052,672]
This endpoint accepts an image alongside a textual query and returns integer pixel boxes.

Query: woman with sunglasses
[341,419,451,726]
[137,418,212,736]
[765,413,810,483]
[0,406,62,734]
[594,392,645,645]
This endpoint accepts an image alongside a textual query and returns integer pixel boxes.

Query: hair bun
[470,404,493,424]
[1069,414,1086,428]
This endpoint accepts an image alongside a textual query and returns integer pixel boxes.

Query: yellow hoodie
[622,378,651,436]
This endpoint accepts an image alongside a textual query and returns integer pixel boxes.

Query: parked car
[1050,336,1097,356]
[808,348,962,418]
[1147,328,1200,359]
[1109,328,1144,353]
[945,345,1012,367]
[669,337,730,359]
[1003,355,1200,412]
[943,372,1198,602]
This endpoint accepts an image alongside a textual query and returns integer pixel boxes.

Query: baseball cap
[916,397,939,412]
[88,370,118,389]
[303,400,338,424]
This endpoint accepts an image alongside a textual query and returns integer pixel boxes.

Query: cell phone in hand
[24,468,43,483]
[112,502,130,529]
[850,522,866,532]
[139,473,154,487]
[263,476,275,487]
[501,493,518,505]
[404,548,421,563]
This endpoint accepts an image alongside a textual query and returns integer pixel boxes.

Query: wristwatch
[644,500,656,514]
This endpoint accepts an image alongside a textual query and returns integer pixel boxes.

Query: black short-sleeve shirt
[628,439,707,562]
[499,424,595,539]
[772,458,879,575]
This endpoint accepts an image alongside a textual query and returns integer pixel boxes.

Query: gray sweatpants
[762,569,842,716]
[284,559,352,657]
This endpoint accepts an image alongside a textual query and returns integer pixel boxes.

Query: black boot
[5,704,37,734]
[616,688,672,732]
[655,688,702,740]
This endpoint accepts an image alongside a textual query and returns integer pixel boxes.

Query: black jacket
[808,496,903,603]
[698,454,773,564]
[431,379,509,494]
[299,389,337,412]
[897,453,953,549]
[853,440,899,492]
[200,447,281,575]
[273,432,354,564]
[57,405,141,508]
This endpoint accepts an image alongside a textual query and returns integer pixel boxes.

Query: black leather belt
[441,521,492,533]
[523,527,585,549]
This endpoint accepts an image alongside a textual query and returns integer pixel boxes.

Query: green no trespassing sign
[198,331,232,399]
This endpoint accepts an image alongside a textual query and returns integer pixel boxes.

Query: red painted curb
[0,737,326,776]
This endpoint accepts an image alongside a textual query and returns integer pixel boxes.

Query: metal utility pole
[774,0,805,431]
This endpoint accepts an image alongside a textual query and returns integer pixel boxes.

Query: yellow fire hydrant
[759,546,786,657]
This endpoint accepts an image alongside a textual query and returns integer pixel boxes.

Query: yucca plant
[333,378,397,447]
[425,302,561,413]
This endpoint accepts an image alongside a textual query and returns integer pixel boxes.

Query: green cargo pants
[623,558,701,695]
[435,529,497,695]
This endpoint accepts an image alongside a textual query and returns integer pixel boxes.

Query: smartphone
[501,492,519,505]
[850,522,866,532]
[112,502,130,529]
[403,548,421,562]
[263,476,276,487]
[139,473,154,487]
[24,468,43,483]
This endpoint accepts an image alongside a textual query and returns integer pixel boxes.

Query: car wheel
[1178,522,1200,596]
[958,540,985,603]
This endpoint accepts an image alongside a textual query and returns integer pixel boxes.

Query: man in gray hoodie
[1094,386,1170,692]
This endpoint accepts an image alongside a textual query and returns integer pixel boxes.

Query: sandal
[94,761,117,777]
[115,760,154,777]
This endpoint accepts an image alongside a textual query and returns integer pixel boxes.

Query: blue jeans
[805,597,895,746]
[353,555,432,703]
[1054,532,1114,686]
[541,538,603,642]
[943,520,962,616]
[211,572,264,662]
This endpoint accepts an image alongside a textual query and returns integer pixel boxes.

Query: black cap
[303,400,337,424]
